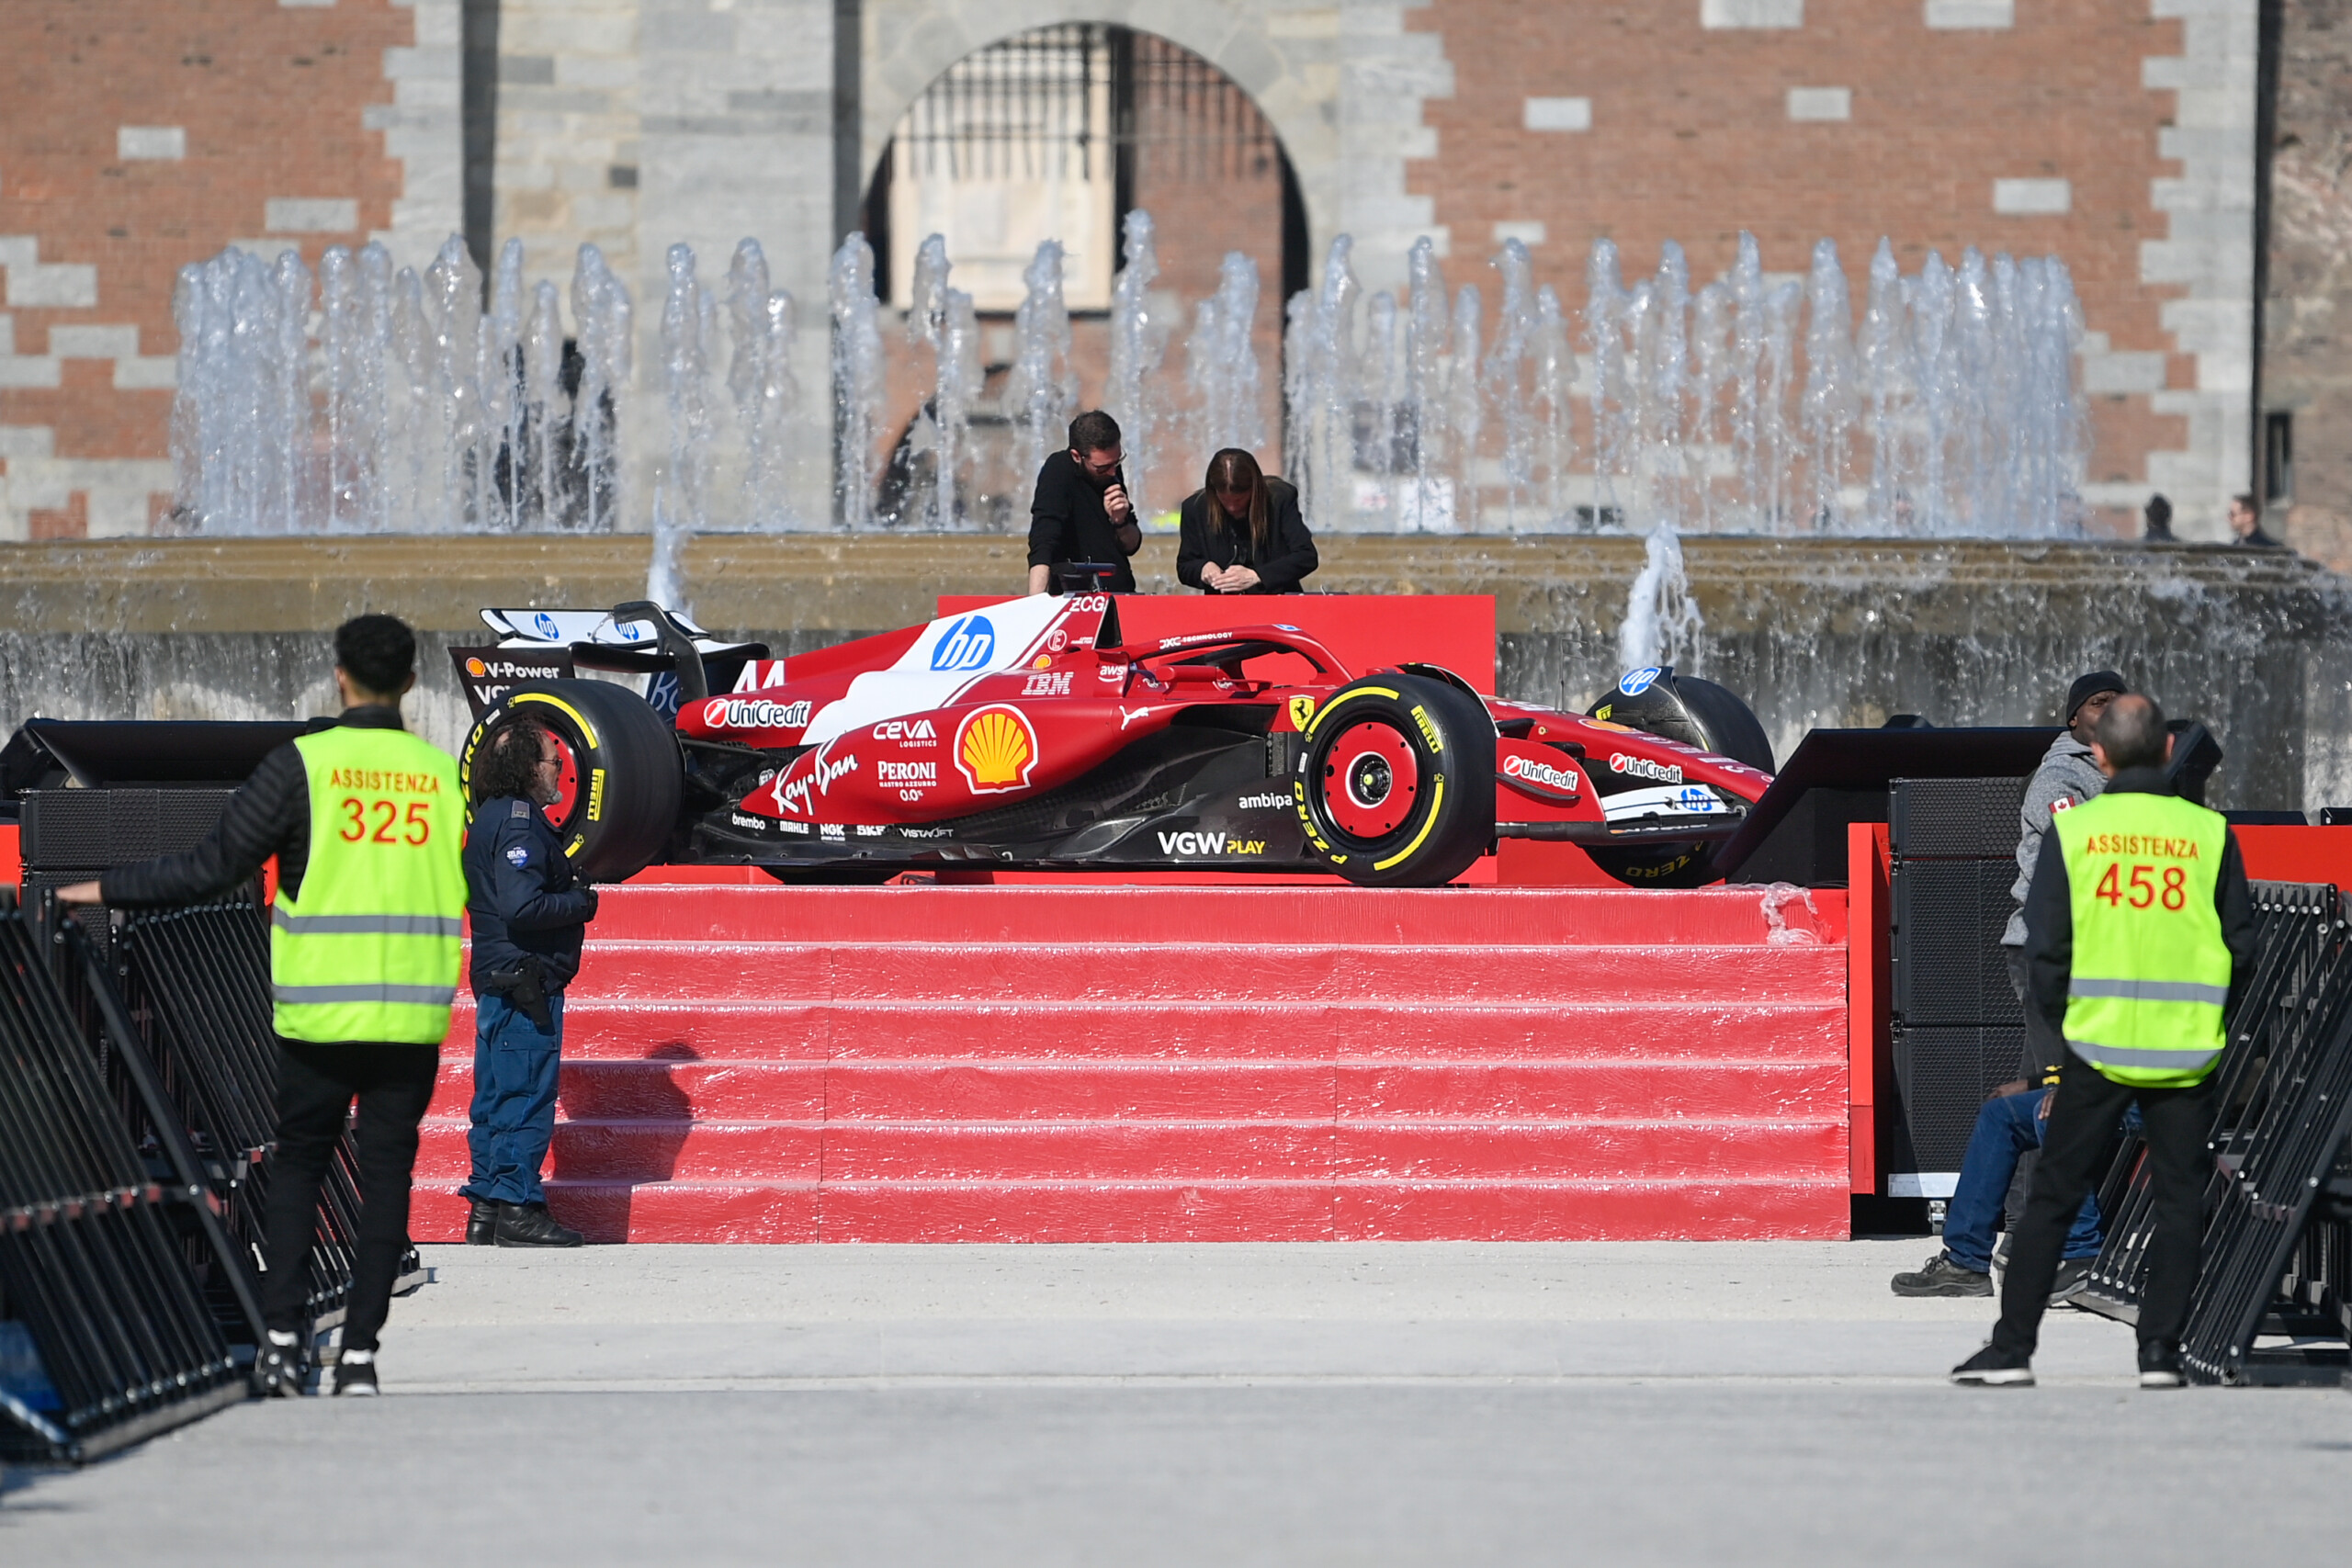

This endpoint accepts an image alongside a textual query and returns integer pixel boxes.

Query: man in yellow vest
[1951,693,2256,1388]
[59,615,465,1399]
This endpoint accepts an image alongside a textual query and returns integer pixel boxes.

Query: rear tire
[1671,675,1774,773]
[1295,674,1495,887]
[462,679,682,883]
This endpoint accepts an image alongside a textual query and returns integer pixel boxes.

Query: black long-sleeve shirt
[1026,449,1139,592]
[463,793,596,990]
[2019,769,2259,1052]
[1175,479,1317,594]
[101,707,402,908]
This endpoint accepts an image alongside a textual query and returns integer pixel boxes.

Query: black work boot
[252,1328,310,1397]
[465,1197,500,1246]
[1891,1251,1993,1297]
[495,1201,584,1248]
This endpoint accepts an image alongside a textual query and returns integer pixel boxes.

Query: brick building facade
[0,0,2271,545]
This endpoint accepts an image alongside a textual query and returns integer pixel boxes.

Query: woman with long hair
[1176,447,1318,594]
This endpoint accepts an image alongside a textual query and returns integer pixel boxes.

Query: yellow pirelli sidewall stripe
[1372,774,1446,872]
[276,726,467,1045]
[2053,791,2231,1088]
[1302,685,1397,740]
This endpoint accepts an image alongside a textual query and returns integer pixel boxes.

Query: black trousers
[260,1038,439,1351]
[1991,1054,2216,1359]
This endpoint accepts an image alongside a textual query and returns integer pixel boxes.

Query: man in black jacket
[1951,694,2258,1388]
[1025,410,1141,594]
[58,615,461,1396]
[460,718,598,1247]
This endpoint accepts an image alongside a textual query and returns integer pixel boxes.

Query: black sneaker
[2138,1341,2185,1389]
[1893,1251,1993,1297]
[495,1201,584,1248]
[465,1197,499,1246]
[2050,1258,2095,1304]
[1951,1342,2035,1386]
[252,1329,309,1398]
[333,1351,380,1396]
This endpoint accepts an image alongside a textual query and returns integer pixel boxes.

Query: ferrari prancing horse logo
[1288,695,1317,731]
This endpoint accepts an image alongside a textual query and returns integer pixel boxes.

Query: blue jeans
[461,991,564,1206]
[1941,1089,2103,1272]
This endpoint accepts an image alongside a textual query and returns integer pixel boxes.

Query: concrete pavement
[6,1240,2346,1564]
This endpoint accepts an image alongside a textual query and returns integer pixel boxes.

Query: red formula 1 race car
[458,594,1780,888]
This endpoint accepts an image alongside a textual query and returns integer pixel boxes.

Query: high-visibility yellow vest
[272,724,466,1044]
[2053,790,2232,1088]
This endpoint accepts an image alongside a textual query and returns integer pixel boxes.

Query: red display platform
[410,878,1853,1244]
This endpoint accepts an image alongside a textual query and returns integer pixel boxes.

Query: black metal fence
[109,895,395,1330]
[2076,881,2352,1383]
[0,895,254,1462]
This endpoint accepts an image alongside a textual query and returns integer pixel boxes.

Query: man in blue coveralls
[461,717,599,1247]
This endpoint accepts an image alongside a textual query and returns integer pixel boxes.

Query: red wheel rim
[1320,718,1419,840]
[543,733,582,829]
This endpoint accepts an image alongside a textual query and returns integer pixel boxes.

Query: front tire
[1295,674,1495,887]
[461,679,683,882]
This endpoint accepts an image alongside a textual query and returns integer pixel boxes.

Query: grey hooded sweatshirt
[2001,729,2107,947]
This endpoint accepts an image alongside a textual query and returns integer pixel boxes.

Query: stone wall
[2266,0,2352,572]
[4,533,2344,812]
[0,0,2265,544]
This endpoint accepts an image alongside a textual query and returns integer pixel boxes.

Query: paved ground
[6,1240,2347,1564]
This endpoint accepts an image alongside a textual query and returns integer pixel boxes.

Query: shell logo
[956,705,1038,794]
[466,657,488,677]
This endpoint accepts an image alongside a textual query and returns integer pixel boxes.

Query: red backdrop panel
[937,593,1498,692]
[2234,824,2352,886]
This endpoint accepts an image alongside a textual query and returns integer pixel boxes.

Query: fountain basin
[1,535,2343,811]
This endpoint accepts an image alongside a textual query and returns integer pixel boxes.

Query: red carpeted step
[415,1119,820,1182]
[582,884,1835,948]
[536,941,1842,1005]
[440,998,1848,1064]
[411,1181,817,1245]
[406,882,1855,1245]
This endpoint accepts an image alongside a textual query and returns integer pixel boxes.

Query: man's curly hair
[471,716,552,806]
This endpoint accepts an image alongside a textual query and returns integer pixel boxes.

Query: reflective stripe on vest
[2053,792,2232,1088]
[274,726,467,1044]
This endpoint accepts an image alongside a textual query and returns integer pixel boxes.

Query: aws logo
[956,705,1037,793]
[932,615,996,671]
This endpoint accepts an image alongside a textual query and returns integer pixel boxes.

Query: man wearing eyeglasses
[1025,409,1142,594]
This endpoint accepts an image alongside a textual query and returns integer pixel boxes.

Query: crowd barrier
[0,886,413,1460]
[0,896,254,1462]
[108,896,410,1330]
[2077,881,2352,1384]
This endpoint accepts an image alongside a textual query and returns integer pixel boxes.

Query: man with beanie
[459,716,597,1247]
[58,615,464,1397]
[1953,693,2256,1386]
[1890,670,2124,1299]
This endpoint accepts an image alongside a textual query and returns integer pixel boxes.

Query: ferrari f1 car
[457,594,1781,888]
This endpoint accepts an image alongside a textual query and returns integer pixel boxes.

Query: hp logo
[932,615,996,671]
[1618,666,1662,697]
[532,611,562,641]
